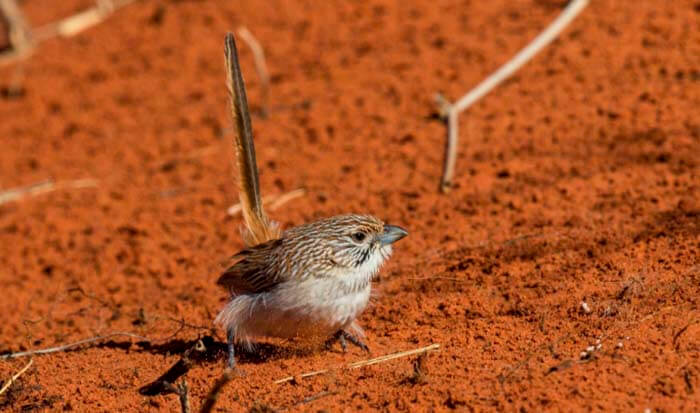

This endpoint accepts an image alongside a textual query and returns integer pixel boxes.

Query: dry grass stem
[199,368,235,413]
[227,188,306,216]
[33,0,136,41]
[1,0,137,66]
[0,332,150,360]
[177,379,191,413]
[139,339,208,396]
[437,0,589,192]
[497,335,569,385]
[0,358,33,396]
[0,0,34,62]
[0,178,98,205]
[274,343,440,384]
[237,26,270,116]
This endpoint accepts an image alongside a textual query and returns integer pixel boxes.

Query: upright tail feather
[224,33,279,245]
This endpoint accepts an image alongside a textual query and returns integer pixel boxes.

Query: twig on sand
[0,0,34,64]
[436,0,589,193]
[177,379,191,413]
[0,358,33,396]
[673,318,698,350]
[227,188,306,216]
[32,0,136,41]
[0,0,137,66]
[497,335,569,385]
[139,338,209,396]
[0,178,98,205]
[199,368,235,413]
[274,343,440,384]
[0,332,150,360]
[162,379,191,413]
[237,26,270,117]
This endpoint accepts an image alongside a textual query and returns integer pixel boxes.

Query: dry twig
[171,379,191,413]
[199,368,235,413]
[0,358,33,396]
[0,178,98,205]
[407,352,429,384]
[0,0,34,63]
[227,188,306,216]
[139,338,209,396]
[673,319,698,350]
[32,0,136,41]
[0,332,149,360]
[1,0,137,66]
[159,379,191,413]
[274,343,440,384]
[436,0,589,192]
[497,335,569,385]
[237,26,270,117]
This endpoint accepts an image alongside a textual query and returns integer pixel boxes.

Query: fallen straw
[237,26,271,116]
[274,343,440,384]
[0,332,149,360]
[0,358,33,396]
[438,0,590,192]
[33,0,137,41]
[1,0,138,66]
[0,178,98,206]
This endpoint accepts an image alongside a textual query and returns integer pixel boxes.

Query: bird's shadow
[139,336,315,362]
[83,334,315,362]
[135,335,318,396]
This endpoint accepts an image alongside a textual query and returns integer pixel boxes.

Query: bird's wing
[216,238,285,294]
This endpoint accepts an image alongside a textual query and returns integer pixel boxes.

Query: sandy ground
[0,0,698,411]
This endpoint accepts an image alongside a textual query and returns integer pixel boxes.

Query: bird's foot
[325,330,370,353]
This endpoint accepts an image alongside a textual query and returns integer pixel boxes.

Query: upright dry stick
[32,0,137,41]
[438,0,589,192]
[176,379,191,413]
[0,0,34,64]
[199,369,235,413]
[0,0,137,66]
[237,26,271,117]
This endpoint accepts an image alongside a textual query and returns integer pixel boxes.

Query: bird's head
[284,214,408,274]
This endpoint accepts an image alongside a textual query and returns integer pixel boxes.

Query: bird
[215,33,407,370]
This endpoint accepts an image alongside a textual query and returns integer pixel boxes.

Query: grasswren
[216,34,407,369]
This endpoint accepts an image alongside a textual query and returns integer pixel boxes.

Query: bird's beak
[379,224,408,246]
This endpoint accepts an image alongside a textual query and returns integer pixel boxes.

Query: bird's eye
[351,232,366,242]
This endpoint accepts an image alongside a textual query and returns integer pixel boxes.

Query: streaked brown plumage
[217,33,407,369]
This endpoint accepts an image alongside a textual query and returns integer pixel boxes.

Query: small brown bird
[215,33,407,369]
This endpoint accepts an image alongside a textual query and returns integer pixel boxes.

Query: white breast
[215,245,392,348]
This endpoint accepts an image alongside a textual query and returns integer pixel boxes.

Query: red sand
[0,0,698,411]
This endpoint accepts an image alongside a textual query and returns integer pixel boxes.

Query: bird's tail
[224,33,279,245]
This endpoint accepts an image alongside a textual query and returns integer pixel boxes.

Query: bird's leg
[226,327,237,369]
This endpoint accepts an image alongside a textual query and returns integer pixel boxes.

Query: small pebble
[580,301,591,314]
